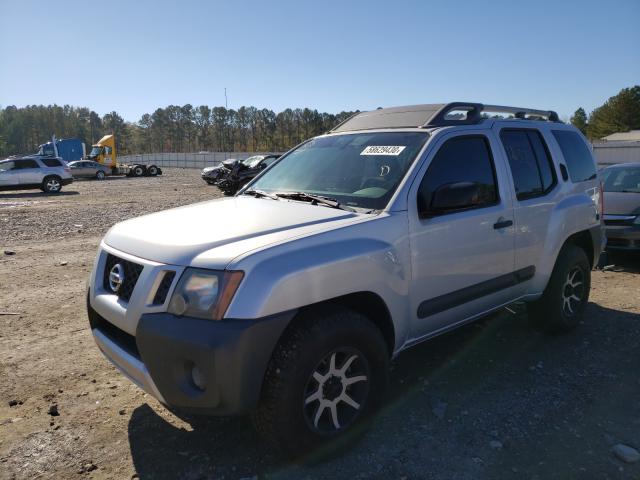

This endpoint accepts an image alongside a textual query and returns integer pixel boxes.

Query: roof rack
[330,102,560,133]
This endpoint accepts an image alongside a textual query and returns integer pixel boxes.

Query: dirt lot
[1,169,639,479]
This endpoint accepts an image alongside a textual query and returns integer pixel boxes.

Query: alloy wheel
[303,348,370,435]
[562,267,584,316]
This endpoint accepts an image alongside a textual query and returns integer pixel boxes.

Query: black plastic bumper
[605,225,640,250]
[134,311,296,415]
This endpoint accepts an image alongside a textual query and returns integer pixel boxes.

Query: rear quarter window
[42,158,62,167]
[552,130,597,183]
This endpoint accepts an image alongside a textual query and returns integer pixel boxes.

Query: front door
[407,131,517,341]
[0,161,20,187]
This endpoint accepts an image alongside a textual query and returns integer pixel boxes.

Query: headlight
[167,268,243,320]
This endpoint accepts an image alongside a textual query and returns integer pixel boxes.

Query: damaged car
[203,154,280,194]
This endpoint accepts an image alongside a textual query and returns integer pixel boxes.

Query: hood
[104,196,360,267]
[222,159,238,167]
[202,165,223,173]
[604,191,640,215]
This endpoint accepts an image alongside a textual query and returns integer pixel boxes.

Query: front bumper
[87,244,295,414]
[605,224,640,250]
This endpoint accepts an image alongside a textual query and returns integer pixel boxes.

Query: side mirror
[418,181,481,218]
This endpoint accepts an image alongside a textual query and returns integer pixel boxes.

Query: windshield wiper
[243,188,280,200]
[274,191,356,212]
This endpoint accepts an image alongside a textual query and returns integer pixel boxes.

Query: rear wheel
[95,170,106,180]
[42,176,62,193]
[527,244,591,333]
[252,306,389,458]
[147,165,158,176]
[133,166,145,177]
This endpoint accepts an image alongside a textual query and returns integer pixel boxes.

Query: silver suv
[0,156,73,193]
[87,103,604,456]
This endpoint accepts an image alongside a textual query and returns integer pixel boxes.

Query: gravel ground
[1,168,640,479]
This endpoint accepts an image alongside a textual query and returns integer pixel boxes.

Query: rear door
[496,127,560,293]
[407,130,517,340]
[15,159,42,185]
[0,161,20,187]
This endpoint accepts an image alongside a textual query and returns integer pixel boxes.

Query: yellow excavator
[88,135,161,177]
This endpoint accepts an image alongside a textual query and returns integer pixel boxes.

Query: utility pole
[224,88,228,109]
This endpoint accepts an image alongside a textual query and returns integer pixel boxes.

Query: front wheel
[252,306,389,457]
[42,176,62,193]
[527,244,591,333]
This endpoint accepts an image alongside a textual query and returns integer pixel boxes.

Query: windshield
[0,161,14,172]
[37,144,55,156]
[89,146,102,158]
[242,155,265,168]
[250,132,429,210]
[602,166,640,193]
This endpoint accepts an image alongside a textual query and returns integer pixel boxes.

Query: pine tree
[570,107,588,134]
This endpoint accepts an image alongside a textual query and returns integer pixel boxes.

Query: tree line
[570,86,640,140]
[1,85,638,157]
[0,105,357,157]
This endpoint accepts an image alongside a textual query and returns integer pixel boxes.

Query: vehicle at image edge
[201,154,280,194]
[87,102,604,457]
[68,160,112,180]
[88,135,162,178]
[0,156,73,193]
[600,162,640,252]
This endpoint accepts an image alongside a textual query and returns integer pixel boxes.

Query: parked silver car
[68,160,111,180]
[601,162,640,251]
[0,156,73,193]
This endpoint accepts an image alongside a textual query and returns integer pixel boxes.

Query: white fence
[593,142,640,167]
[118,152,281,169]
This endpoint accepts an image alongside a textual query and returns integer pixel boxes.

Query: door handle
[493,219,513,229]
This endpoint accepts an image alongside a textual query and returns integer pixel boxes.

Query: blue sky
[1,0,638,122]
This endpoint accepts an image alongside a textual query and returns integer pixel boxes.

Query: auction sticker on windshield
[360,146,406,156]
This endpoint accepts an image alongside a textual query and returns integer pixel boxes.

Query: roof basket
[330,102,561,133]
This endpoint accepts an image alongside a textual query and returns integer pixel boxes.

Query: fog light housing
[190,364,207,391]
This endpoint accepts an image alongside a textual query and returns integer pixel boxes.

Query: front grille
[88,305,140,359]
[152,271,176,305]
[103,254,144,302]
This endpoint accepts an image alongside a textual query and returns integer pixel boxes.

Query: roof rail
[481,104,560,122]
[330,102,561,133]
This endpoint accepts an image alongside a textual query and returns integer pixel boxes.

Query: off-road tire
[527,244,591,333]
[252,305,389,458]
[42,176,62,193]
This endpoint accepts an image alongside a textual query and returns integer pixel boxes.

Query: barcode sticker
[360,146,406,156]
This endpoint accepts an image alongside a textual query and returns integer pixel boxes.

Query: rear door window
[500,129,557,200]
[552,130,597,182]
[42,158,62,167]
[15,159,40,169]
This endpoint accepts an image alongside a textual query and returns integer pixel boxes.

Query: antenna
[224,88,228,109]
